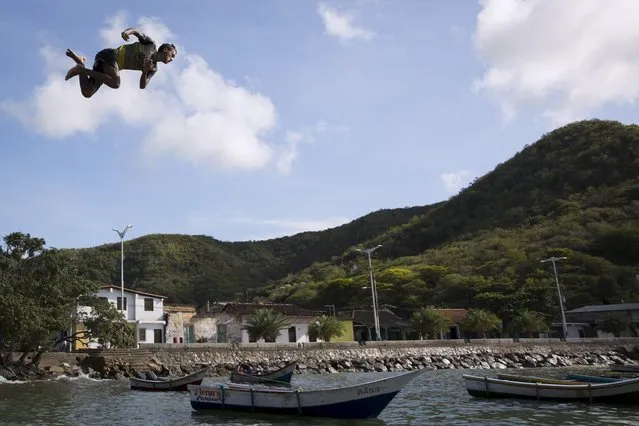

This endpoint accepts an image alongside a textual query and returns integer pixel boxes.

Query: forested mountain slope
[266,120,639,326]
[65,119,639,325]
[64,205,434,303]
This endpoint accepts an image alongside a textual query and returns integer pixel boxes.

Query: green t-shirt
[115,33,157,72]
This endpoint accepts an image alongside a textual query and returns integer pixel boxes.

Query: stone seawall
[72,338,639,380]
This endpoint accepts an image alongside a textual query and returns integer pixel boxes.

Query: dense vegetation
[269,120,639,328]
[62,205,434,304]
[0,233,131,365]
[64,119,639,332]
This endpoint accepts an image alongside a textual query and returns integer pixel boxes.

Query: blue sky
[1,0,638,249]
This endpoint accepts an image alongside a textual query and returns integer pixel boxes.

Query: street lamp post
[113,225,133,318]
[541,256,568,341]
[356,245,382,341]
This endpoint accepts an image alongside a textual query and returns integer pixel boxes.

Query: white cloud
[277,131,305,175]
[472,0,639,128]
[1,13,295,173]
[317,2,375,42]
[441,171,469,194]
[275,120,349,174]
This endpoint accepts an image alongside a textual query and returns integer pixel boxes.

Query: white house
[94,285,167,345]
[189,302,316,344]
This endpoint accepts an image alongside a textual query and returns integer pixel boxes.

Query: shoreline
[2,338,637,382]
[0,351,635,383]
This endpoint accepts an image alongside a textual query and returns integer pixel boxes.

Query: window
[117,297,127,311]
[138,328,146,341]
[144,298,154,311]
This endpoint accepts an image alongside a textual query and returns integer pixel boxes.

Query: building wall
[96,288,164,322]
[276,323,309,343]
[566,324,585,338]
[76,288,166,347]
[191,314,237,343]
[72,322,89,350]
[166,312,185,344]
[331,320,354,342]
[133,294,164,322]
[242,320,311,343]
[190,314,315,343]
[137,323,165,344]
[165,309,197,343]
[97,288,134,321]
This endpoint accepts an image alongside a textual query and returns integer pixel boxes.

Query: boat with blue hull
[188,368,426,419]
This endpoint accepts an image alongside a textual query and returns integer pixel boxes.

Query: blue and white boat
[188,368,426,419]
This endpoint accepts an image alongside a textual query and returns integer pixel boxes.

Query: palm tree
[463,309,502,338]
[509,310,548,338]
[245,308,290,342]
[309,315,344,342]
[410,307,451,340]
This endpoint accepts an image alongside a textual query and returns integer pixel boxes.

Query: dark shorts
[93,48,118,71]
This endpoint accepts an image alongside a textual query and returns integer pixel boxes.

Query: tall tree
[0,232,132,366]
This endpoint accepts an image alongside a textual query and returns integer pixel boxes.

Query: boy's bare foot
[65,64,83,81]
[65,49,86,66]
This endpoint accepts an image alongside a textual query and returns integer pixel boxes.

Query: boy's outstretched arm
[121,28,154,44]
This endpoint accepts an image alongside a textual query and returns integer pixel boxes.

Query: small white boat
[463,373,639,404]
[189,368,426,419]
[129,367,209,391]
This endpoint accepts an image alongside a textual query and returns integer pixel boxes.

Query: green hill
[66,119,639,328]
[265,119,639,325]
[63,205,434,303]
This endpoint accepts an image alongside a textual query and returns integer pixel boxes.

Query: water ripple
[1,366,637,425]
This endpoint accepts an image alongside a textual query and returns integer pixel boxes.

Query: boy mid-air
[65,27,177,98]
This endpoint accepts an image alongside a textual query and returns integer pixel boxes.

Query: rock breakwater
[3,341,638,382]
[81,343,638,380]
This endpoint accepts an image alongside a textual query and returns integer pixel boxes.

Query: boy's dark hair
[159,43,177,54]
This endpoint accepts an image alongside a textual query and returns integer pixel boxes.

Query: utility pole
[356,245,382,341]
[113,225,133,318]
[541,256,568,341]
